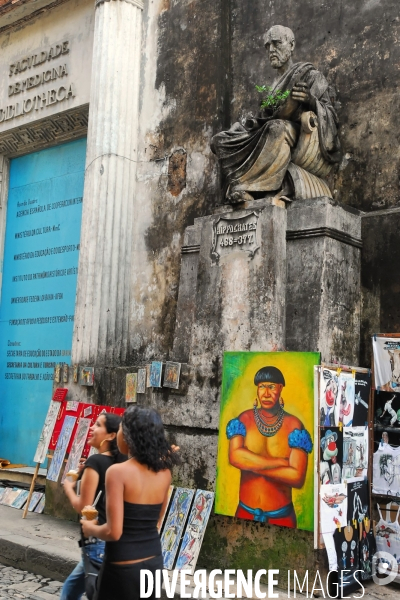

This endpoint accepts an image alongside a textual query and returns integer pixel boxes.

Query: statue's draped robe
[211,62,341,194]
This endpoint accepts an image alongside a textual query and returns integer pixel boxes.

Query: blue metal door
[0,138,86,466]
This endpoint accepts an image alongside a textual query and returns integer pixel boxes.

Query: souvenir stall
[371,334,400,582]
[315,363,374,596]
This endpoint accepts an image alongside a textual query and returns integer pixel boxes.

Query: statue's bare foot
[226,190,254,205]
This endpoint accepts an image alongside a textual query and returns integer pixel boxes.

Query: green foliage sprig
[255,85,290,111]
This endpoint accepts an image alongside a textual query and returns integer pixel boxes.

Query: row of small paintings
[126,362,181,402]
[160,487,214,571]
[0,487,45,513]
[54,364,94,386]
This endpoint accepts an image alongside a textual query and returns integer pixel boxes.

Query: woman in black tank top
[82,406,180,600]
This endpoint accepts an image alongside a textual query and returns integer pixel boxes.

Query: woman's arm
[81,465,124,541]
[63,468,99,514]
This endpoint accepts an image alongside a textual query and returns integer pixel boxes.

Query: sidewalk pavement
[1,504,400,599]
[0,504,80,581]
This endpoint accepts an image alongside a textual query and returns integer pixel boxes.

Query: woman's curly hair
[122,406,180,472]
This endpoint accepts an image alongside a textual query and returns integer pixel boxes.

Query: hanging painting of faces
[216,351,320,532]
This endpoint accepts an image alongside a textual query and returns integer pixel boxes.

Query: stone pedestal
[286,197,362,364]
[171,199,287,429]
[71,0,143,372]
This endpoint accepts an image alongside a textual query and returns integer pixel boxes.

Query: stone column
[72,0,143,367]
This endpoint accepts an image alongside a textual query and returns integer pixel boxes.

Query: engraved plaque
[211,212,259,262]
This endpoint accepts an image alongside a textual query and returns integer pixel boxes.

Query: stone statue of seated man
[211,25,342,204]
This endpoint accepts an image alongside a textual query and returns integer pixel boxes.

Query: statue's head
[264,25,295,69]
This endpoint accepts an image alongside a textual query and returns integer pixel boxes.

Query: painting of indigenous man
[216,352,319,531]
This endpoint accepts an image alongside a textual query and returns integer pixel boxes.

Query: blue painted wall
[0,138,86,466]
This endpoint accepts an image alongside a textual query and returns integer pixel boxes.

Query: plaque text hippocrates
[211,212,260,262]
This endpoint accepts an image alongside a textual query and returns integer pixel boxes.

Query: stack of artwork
[0,486,45,512]
[125,362,182,399]
[160,487,214,571]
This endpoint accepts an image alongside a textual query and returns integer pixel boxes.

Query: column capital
[95,0,144,9]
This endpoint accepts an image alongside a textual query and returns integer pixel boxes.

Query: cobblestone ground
[0,564,87,600]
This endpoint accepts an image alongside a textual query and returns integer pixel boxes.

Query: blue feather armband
[288,428,313,454]
[226,418,246,439]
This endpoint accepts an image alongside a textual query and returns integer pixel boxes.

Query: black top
[83,454,115,525]
[106,502,162,562]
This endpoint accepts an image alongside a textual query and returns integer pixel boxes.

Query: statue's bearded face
[266,36,293,68]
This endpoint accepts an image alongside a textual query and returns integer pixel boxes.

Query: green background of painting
[215,351,320,531]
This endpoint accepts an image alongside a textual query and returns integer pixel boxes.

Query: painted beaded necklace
[253,405,285,437]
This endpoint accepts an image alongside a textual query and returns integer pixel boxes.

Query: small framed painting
[126,373,138,403]
[79,366,94,386]
[137,368,146,394]
[163,362,181,390]
[150,362,163,387]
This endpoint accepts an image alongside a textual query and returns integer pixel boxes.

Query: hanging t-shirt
[320,483,348,533]
[372,443,400,497]
[320,427,343,485]
[320,368,339,427]
[347,480,369,524]
[343,427,369,481]
[353,372,371,426]
[372,337,400,392]
[334,373,355,427]
[375,504,400,563]
[333,525,362,597]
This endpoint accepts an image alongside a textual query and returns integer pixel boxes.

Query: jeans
[60,540,105,600]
